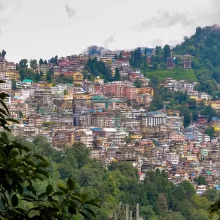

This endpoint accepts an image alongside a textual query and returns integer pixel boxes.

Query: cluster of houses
[1,50,220,194]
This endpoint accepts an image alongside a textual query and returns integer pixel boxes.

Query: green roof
[92,95,106,100]
[22,79,33,83]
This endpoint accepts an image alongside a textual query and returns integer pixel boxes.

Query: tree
[149,92,163,111]
[36,72,41,82]
[39,58,44,65]
[134,79,143,88]
[158,193,168,213]
[44,60,48,64]
[46,71,52,83]
[113,67,121,81]
[0,85,100,219]
[64,89,68,95]
[1,50,6,58]
[11,79,16,90]
[119,52,123,60]
[19,68,35,81]
[56,74,73,84]
[18,110,23,118]
[164,44,171,61]
[30,59,38,69]
[197,176,206,185]
[205,127,215,139]
[19,59,28,69]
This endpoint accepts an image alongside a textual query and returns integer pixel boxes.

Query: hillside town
[1,47,220,196]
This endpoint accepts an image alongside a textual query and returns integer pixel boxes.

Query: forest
[3,134,220,220]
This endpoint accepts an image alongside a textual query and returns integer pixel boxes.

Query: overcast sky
[0,0,219,62]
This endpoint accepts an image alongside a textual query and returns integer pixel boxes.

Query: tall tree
[113,67,121,81]
[1,50,6,58]
[39,58,44,65]
[164,44,171,62]
[19,59,28,69]
[30,59,38,69]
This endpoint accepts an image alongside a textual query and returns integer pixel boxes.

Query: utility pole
[129,210,133,220]
[126,204,129,220]
[136,203,139,220]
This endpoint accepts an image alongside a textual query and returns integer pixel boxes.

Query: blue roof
[90,128,101,131]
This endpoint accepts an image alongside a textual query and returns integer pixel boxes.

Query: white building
[142,111,167,127]
[166,153,179,165]
[0,79,12,91]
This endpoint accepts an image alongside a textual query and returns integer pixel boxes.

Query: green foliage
[0,86,100,219]
[56,74,73,84]
[84,58,112,82]
[19,68,36,81]
[19,59,28,69]
[149,90,163,111]
[164,44,171,62]
[133,79,143,88]
[113,67,120,81]
[205,127,215,139]
[11,79,16,90]
[146,68,197,82]
[30,59,38,69]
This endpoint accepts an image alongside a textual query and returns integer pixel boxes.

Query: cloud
[133,10,195,31]
[103,35,115,48]
[65,3,76,19]
[0,2,6,12]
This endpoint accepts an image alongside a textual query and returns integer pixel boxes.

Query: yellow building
[189,96,199,101]
[94,77,104,84]
[213,123,220,132]
[6,70,20,80]
[39,83,53,88]
[211,101,220,110]
[136,87,154,96]
[73,72,83,86]
[130,134,142,139]
[72,93,91,99]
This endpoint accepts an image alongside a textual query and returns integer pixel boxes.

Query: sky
[0,0,219,62]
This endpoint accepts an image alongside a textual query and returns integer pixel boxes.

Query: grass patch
[145,67,197,82]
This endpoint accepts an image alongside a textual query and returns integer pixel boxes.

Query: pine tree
[113,67,121,81]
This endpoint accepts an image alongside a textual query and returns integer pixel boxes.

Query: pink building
[103,82,137,100]
[169,132,185,142]
[124,86,137,100]
[103,82,126,97]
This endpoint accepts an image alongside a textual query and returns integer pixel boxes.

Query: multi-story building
[40,64,49,74]
[167,57,175,68]
[141,111,167,127]
[166,153,179,165]
[0,79,12,91]
[91,112,111,127]
[183,58,191,69]
[211,100,220,110]
[0,60,7,77]
[73,72,83,86]
[7,62,16,70]
[169,132,185,142]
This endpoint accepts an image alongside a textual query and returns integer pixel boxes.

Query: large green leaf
[46,184,53,195]
[67,178,76,191]
[11,194,18,207]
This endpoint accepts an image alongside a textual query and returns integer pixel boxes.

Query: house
[91,112,111,127]
[183,58,191,69]
[40,64,49,74]
[0,78,12,91]
[167,57,175,68]
[211,100,220,110]
[166,153,179,165]
[73,72,83,86]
